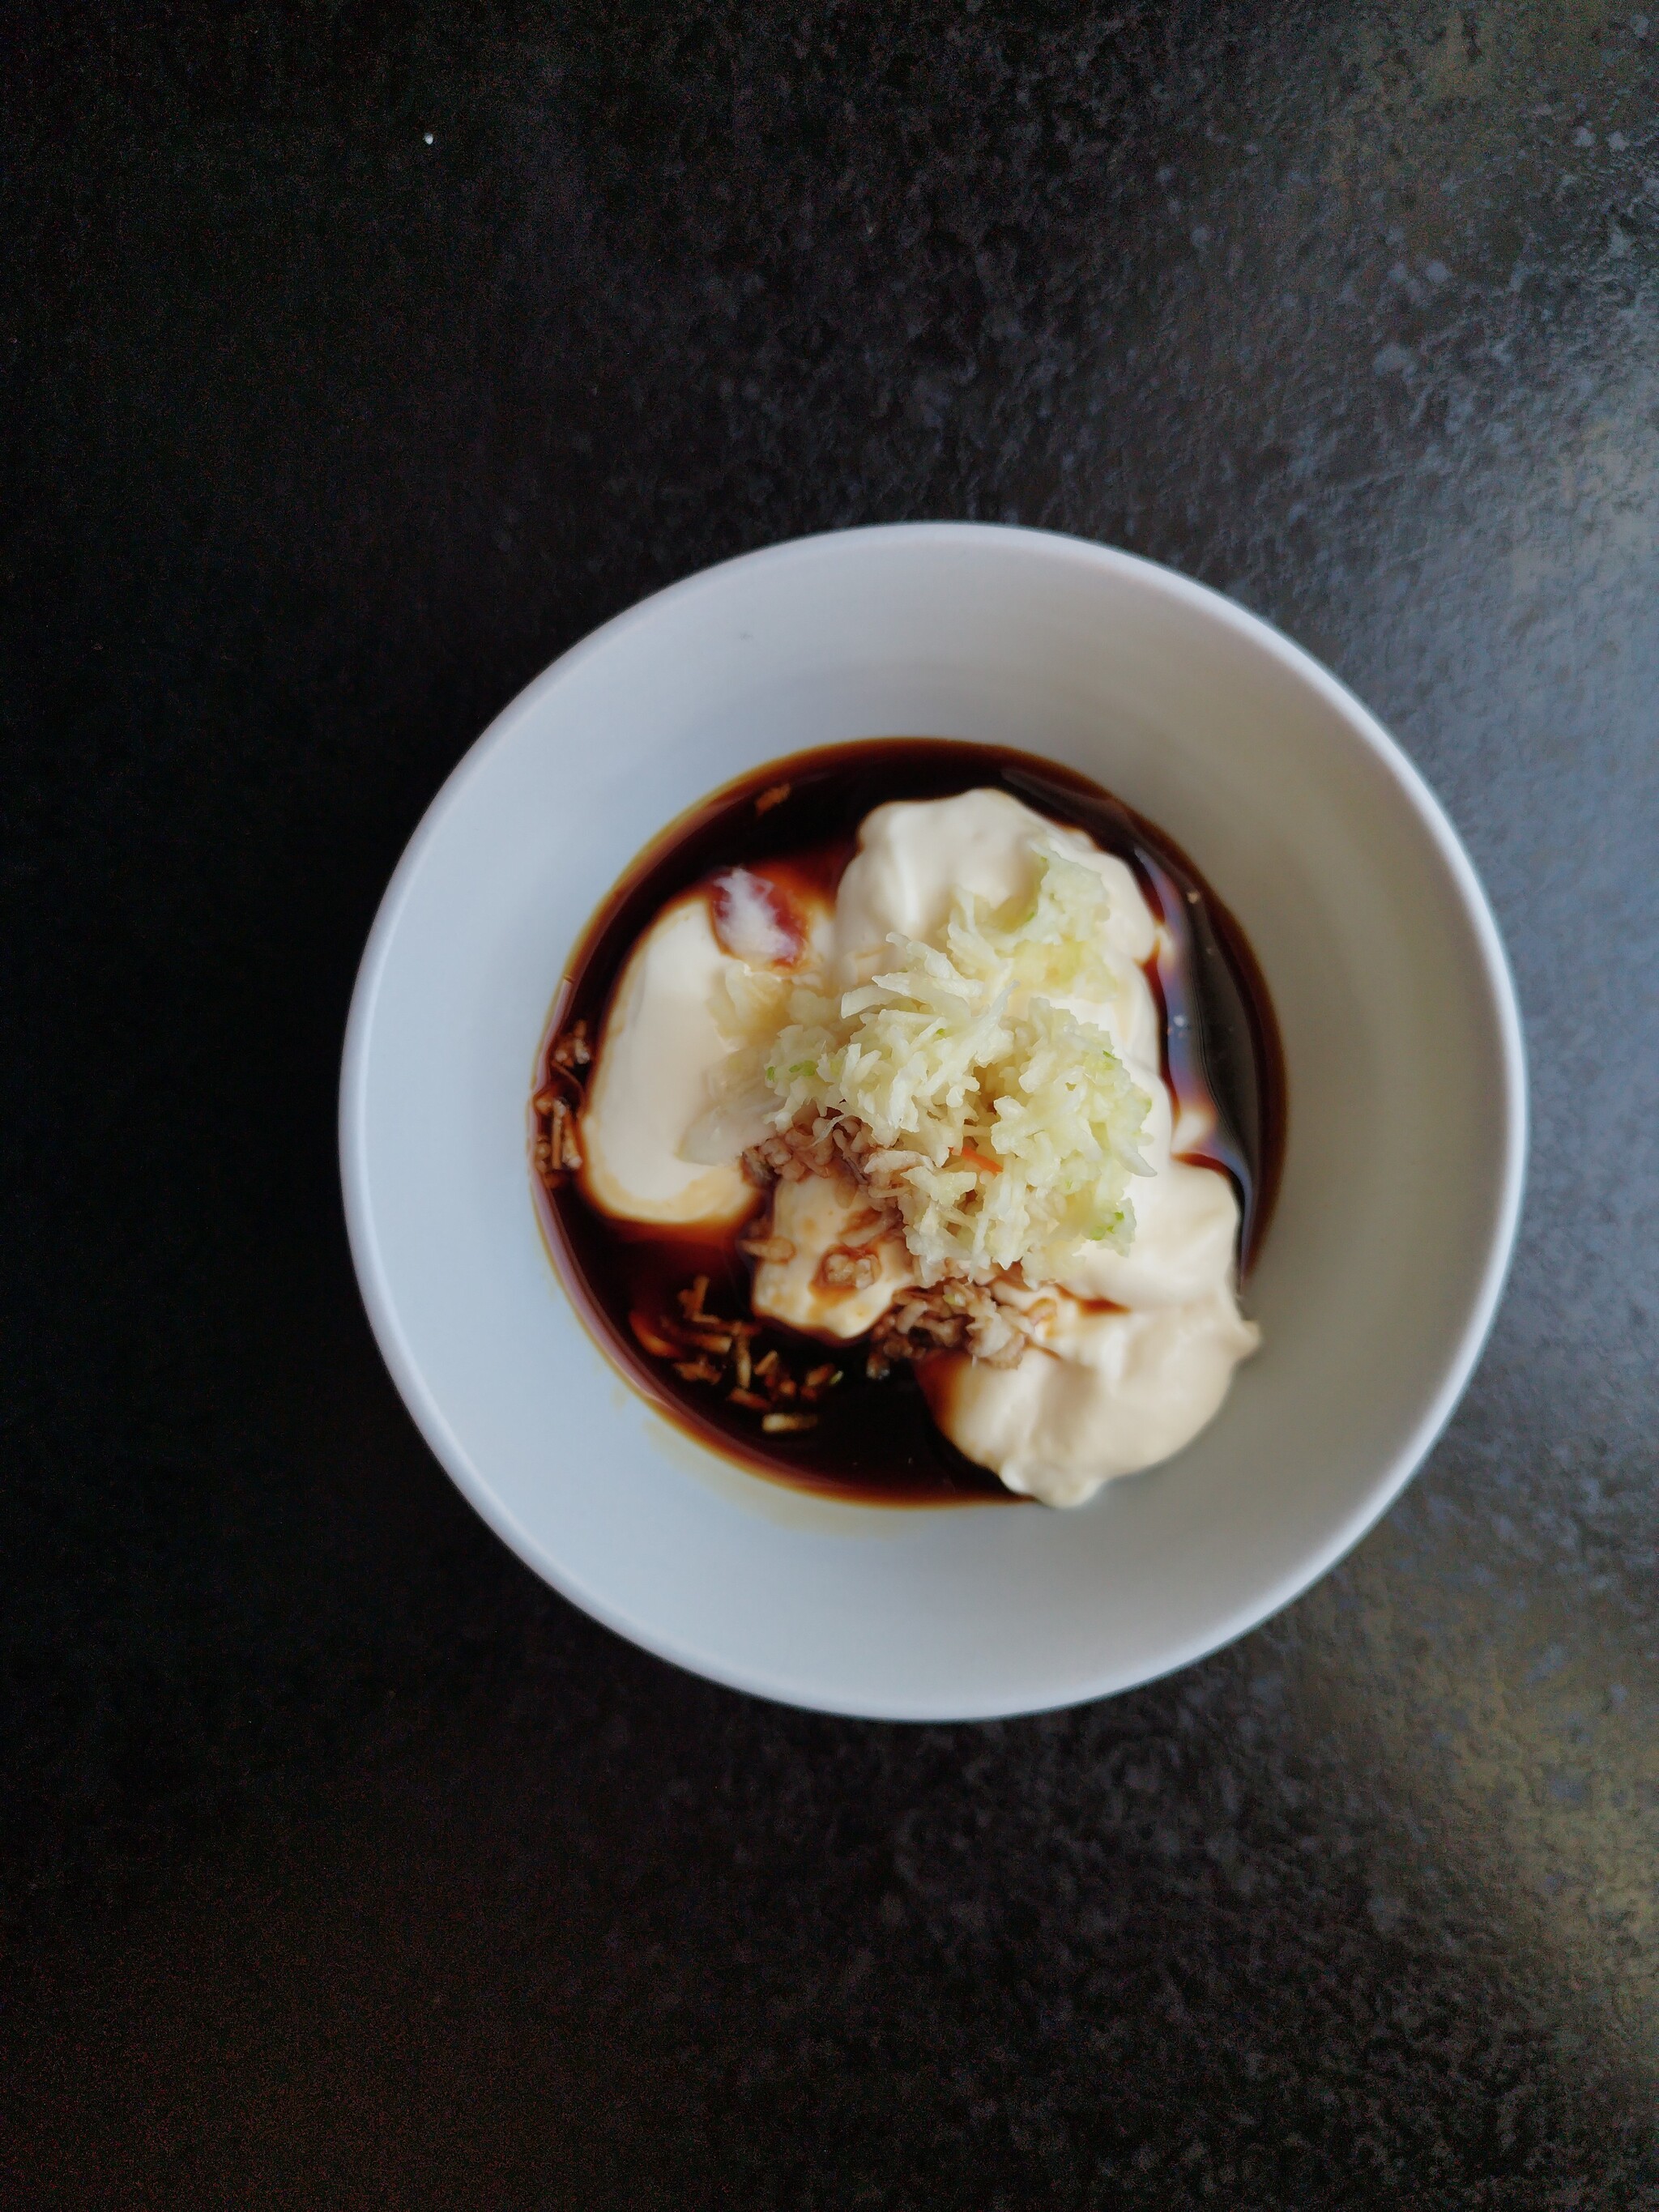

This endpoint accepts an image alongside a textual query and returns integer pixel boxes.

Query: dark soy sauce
[533,740,1286,1506]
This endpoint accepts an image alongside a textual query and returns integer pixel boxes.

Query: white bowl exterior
[341,526,1525,1719]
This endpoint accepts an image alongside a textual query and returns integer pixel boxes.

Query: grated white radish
[697,843,1153,1285]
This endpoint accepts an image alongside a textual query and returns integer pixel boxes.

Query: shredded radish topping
[698,843,1153,1285]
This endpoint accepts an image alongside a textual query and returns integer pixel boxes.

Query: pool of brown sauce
[531,739,1286,1506]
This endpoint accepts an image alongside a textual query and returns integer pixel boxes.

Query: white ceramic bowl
[340,524,1525,1720]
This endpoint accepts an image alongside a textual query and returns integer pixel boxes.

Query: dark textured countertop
[6,4,1659,2203]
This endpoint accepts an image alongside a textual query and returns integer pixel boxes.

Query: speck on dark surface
[4,3,1659,2206]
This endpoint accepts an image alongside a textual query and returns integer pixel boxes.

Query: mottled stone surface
[5,2,1659,2203]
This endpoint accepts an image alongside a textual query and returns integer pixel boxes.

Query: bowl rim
[339,521,1529,1719]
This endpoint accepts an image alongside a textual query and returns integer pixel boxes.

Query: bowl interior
[343,526,1522,1718]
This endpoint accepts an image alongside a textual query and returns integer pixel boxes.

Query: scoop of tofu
[748,1170,914,1341]
[574,791,1258,1506]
